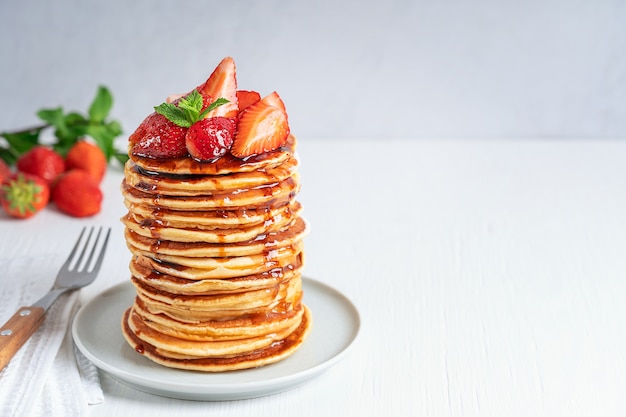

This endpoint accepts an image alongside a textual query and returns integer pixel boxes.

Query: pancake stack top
[120,57,311,372]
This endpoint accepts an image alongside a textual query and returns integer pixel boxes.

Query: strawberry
[0,173,50,219]
[16,146,65,184]
[129,112,188,159]
[198,57,238,119]
[231,92,290,158]
[0,160,11,183]
[185,117,235,162]
[65,140,107,183]
[237,90,261,113]
[263,91,287,112]
[52,170,102,217]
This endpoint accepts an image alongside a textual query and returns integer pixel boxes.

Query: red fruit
[186,117,235,162]
[65,141,107,183]
[198,57,238,119]
[17,146,65,184]
[263,91,287,112]
[0,172,50,219]
[0,160,11,183]
[237,90,261,113]
[231,92,290,158]
[129,112,188,159]
[52,170,102,217]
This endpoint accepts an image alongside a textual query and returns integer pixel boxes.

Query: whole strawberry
[0,172,50,219]
[186,117,235,162]
[65,140,107,183]
[52,170,102,217]
[16,146,65,184]
[129,113,188,159]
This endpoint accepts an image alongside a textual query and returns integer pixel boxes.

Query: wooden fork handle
[0,306,46,370]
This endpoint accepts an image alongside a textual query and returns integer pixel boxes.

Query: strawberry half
[231,92,290,158]
[129,112,188,159]
[186,117,235,162]
[237,90,261,113]
[198,57,238,119]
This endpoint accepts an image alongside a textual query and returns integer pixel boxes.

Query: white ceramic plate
[72,277,360,401]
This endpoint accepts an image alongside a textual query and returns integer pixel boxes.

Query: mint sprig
[154,90,229,128]
[0,86,127,166]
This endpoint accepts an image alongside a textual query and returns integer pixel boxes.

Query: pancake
[121,205,301,244]
[129,134,296,176]
[129,257,303,295]
[121,305,312,372]
[121,174,300,211]
[124,215,307,258]
[124,154,299,196]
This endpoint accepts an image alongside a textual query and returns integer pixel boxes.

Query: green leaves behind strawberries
[154,90,228,128]
[0,86,128,166]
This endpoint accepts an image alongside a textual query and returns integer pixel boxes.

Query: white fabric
[0,255,103,417]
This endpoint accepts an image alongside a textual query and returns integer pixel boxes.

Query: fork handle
[0,306,46,370]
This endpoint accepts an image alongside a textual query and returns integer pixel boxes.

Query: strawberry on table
[52,170,102,217]
[16,146,65,184]
[65,140,107,183]
[186,117,235,162]
[0,172,50,219]
[231,91,290,158]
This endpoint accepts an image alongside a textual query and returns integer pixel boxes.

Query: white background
[1,0,625,140]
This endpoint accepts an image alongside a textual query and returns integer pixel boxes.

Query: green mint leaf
[105,120,123,137]
[198,97,229,119]
[154,102,191,128]
[37,107,64,125]
[178,91,203,125]
[88,86,113,123]
[64,112,87,125]
[178,90,203,113]
[155,91,229,127]
[86,124,115,161]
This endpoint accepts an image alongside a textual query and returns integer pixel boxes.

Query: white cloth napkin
[0,254,103,417]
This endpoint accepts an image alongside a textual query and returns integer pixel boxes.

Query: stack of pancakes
[120,135,311,371]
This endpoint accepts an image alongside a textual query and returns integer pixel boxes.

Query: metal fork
[0,226,110,370]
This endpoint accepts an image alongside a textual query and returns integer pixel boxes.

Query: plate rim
[72,276,360,400]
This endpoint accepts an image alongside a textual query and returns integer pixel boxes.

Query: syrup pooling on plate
[120,57,311,372]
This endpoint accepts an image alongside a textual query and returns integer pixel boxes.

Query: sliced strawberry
[198,57,238,119]
[231,92,290,158]
[129,112,188,159]
[263,91,287,113]
[186,117,235,162]
[236,90,261,113]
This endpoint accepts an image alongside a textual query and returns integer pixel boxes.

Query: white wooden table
[1,138,625,416]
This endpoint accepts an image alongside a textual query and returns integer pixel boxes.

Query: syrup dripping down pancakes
[120,58,311,372]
